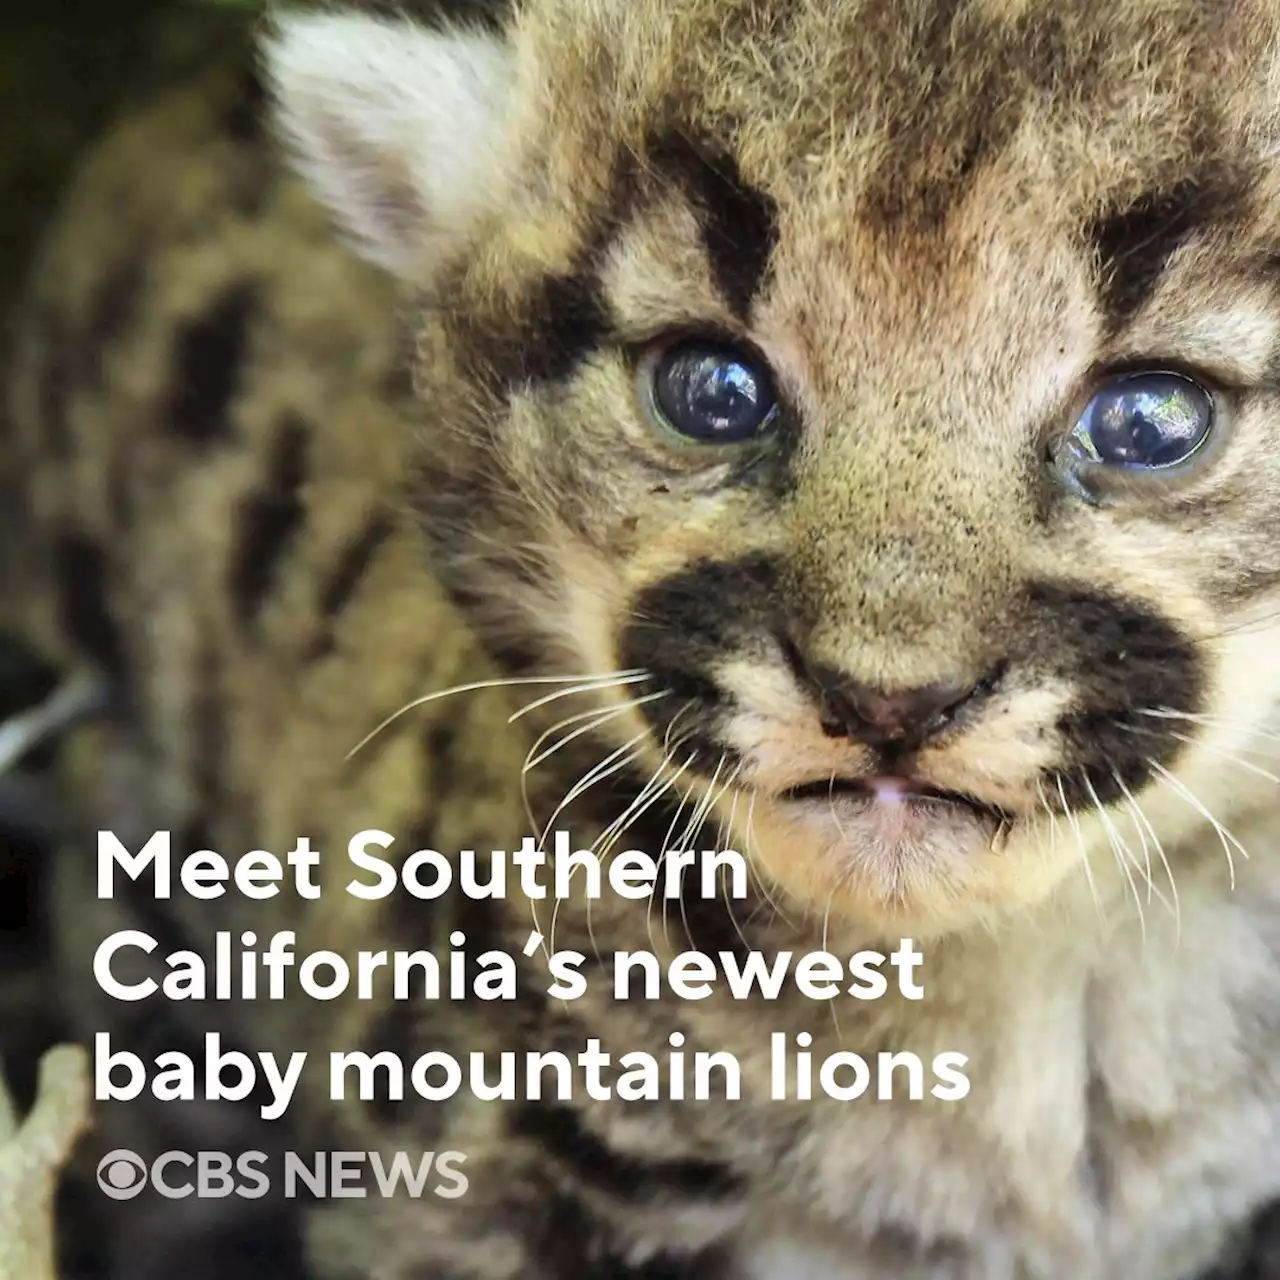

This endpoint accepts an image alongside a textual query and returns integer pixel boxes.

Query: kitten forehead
[522,0,1279,193]
[467,0,1280,363]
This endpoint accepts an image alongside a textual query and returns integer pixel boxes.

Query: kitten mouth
[780,775,1010,826]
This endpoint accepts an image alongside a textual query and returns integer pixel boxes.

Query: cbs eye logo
[95,1149,149,1200]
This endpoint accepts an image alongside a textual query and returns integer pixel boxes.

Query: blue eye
[650,340,777,444]
[1066,372,1213,470]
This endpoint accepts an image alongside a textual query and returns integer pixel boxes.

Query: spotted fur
[7,2,1280,1278]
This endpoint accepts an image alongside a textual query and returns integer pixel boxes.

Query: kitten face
[269,0,1280,935]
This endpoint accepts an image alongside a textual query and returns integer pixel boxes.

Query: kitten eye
[1065,372,1213,470]
[649,339,777,444]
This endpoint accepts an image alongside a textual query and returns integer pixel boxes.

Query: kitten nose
[816,679,976,748]
[781,638,1003,751]
[799,663,994,750]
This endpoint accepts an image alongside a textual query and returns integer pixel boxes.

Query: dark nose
[816,678,977,748]
[783,642,1000,750]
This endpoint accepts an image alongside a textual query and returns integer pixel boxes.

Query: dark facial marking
[620,554,782,776]
[163,282,257,445]
[442,128,777,394]
[228,414,308,626]
[1087,168,1244,328]
[440,141,633,396]
[620,554,782,695]
[1026,581,1204,808]
[645,130,779,321]
[860,6,1068,228]
[443,262,612,395]
[52,531,126,681]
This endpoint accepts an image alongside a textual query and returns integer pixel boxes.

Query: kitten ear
[263,12,516,278]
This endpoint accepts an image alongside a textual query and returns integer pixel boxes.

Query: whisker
[743,790,795,929]
[648,843,673,956]
[548,749,670,968]
[1122,725,1280,783]
[715,776,754,957]
[657,776,697,950]
[673,755,727,862]
[524,692,668,773]
[538,731,648,848]
[1146,759,1249,890]
[508,671,651,722]
[1057,775,1101,921]
[1111,770,1180,935]
[1115,777,1155,904]
[676,755,729,948]
[1132,707,1280,751]
[662,701,696,755]
[595,752,697,863]
[346,669,646,761]
[592,753,699,961]
[520,699,650,836]
[1136,707,1266,728]
[680,757,742,952]
[1084,775,1145,946]
[826,769,852,844]
[820,886,845,1046]
[1034,779,1060,867]
[1190,607,1280,644]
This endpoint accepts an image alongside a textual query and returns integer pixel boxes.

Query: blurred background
[0,0,247,1038]
[0,2,286,1273]
[2,3,1279,1277]
[0,0,261,892]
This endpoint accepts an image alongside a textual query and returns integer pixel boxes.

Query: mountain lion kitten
[6,1,1280,1278]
